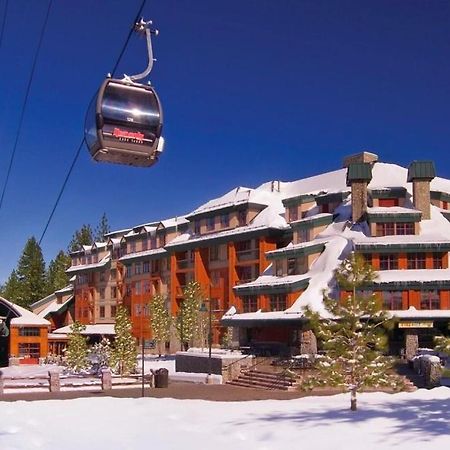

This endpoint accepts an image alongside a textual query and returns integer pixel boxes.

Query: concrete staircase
[226,369,297,391]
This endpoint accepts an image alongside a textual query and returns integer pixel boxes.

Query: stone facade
[405,331,419,360]
[412,180,432,220]
[351,181,369,223]
[299,329,317,355]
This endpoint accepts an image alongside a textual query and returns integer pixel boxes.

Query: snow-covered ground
[1,388,449,449]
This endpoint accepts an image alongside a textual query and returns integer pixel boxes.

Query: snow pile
[0,388,449,449]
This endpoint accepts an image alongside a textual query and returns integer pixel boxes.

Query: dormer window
[288,206,298,222]
[220,213,230,228]
[194,220,201,235]
[238,209,246,226]
[207,216,215,231]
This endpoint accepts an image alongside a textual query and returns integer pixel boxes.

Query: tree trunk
[350,388,357,411]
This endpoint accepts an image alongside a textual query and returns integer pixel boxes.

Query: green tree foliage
[0,270,22,303]
[174,281,204,350]
[15,237,47,308]
[66,321,89,372]
[68,224,94,252]
[90,337,112,372]
[111,305,137,375]
[46,250,71,292]
[303,254,404,411]
[94,213,111,242]
[149,294,171,356]
[435,335,450,354]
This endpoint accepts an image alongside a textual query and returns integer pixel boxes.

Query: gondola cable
[0,0,8,49]
[39,0,150,245]
[0,0,53,213]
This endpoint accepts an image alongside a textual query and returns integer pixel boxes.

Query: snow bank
[0,388,449,449]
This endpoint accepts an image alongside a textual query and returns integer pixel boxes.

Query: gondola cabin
[85,78,164,167]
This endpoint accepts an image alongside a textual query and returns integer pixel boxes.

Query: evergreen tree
[15,237,47,308]
[89,337,112,372]
[303,254,404,411]
[174,281,204,350]
[66,321,89,372]
[68,224,94,252]
[94,213,110,242]
[111,305,137,375]
[149,294,171,356]
[0,270,23,303]
[46,250,71,293]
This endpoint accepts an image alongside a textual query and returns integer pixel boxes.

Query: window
[111,305,117,317]
[433,253,443,269]
[111,286,117,298]
[143,261,150,273]
[396,222,414,235]
[87,255,92,264]
[100,288,105,299]
[99,306,105,318]
[135,281,142,295]
[238,209,246,226]
[376,223,395,236]
[363,254,372,266]
[126,284,132,296]
[150,237,157,249]
[379,254,398,270]
[206,216,215,231]
[270,294,287,311]
[288,206,298,222]
[220,214,229,228]
[275,260,283,277]
[18,327,40,337]
[194,220,201,234]
[210,270,221,287]
[130,241,136,253]
[126,265,132,278]
[158,234,166,247]
[110,269,116,280]
[18,343,40,358]
[236,240,251,252]
[144,280,151,293]
[407,253,426,270]
[237,266,252,283]
[382,291,402,310]
[420,290,440,309]
[100,271,105,282]
[135,263,142,275]
[135,304,142,316]
[242,296,258,313]
[298,228,309,243]
[142,240,148,251]
[210,246,219,261]
[151,260,160,273]
[287,258,297,275]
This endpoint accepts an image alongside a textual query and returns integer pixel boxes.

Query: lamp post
[199,300,213,378]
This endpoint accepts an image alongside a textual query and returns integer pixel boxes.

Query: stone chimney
[343,151,378,168]
[407,161,436,220]
[346,162,373,223]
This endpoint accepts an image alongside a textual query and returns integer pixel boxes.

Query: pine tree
[66,321,89,372]
[111,305,137,375]
[15,237,47,308]
[149,294,171,357]
[0,270,23,303]
[46,250,71,293]
[173,281,204,350]
[89,337,112,372]
[303,254,404,411]
[94,213,111,242]
[68,224,94,252]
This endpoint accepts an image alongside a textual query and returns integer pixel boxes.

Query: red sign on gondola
[113,127,145,143]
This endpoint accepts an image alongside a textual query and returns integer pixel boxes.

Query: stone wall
[351,181,368,223]
[412,180,431,220]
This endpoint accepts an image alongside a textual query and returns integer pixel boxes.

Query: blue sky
[1,0,450,283]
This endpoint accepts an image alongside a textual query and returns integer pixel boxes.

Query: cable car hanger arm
[123,18,159,83]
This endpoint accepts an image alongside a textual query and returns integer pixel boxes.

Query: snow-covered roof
[37,296,74,319]
[159,216,189,229]
[52,324,115,335]
[119,247,167,262]
[54,284,74,295]
[66,255,110,273]
[375,269,450,284]
[0,296,50,326]
[367,206,421,215]
[389,306,450,319]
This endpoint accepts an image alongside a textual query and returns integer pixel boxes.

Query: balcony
[236,249,260,262]
[177,259,194,270]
